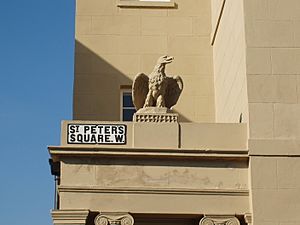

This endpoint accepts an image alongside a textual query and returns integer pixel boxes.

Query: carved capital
[199,216,240,225]
[94,213,134,225]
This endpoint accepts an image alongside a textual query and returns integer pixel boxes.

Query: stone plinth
[133,107,179,123]
[133,122,179,148]
[132,107,179,148]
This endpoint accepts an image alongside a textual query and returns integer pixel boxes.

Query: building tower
[49,0,300,225]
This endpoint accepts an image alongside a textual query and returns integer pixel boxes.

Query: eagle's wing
[132,73,149,110]
[164,76,184,109]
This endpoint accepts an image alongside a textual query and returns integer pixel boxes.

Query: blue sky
[0,1,75,224]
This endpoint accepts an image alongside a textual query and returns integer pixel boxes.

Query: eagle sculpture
[132,55,183,110]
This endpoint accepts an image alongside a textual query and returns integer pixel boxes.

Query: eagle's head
[157,55,174,65]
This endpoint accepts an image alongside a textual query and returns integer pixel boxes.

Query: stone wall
[244,0,300,224]
[245,0,300,140]
[211,0,248,123]
[73,0,215,122]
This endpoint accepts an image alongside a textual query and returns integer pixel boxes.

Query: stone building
[48,0,300,225]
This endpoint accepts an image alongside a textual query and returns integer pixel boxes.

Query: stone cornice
[51,209,90,225]
[58,185,249,196]
[48,145,248,162]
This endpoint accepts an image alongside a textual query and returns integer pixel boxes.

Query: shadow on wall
[60,156,248,168]
[74,40,132,121]
[172,109,191,123]
[73,40,191,122]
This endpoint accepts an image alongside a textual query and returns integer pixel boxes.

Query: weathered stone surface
[132,56,183,110]
[136,107,172,114]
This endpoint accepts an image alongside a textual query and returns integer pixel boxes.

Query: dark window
[122,91,136,121]
[123,93,135,107]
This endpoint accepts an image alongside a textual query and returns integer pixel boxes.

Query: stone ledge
[117,0,175,8]
[51,209,90,225]
[58,186,249,196]
[48,145,249,162]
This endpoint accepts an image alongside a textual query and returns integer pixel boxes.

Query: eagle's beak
[164,56,174,64]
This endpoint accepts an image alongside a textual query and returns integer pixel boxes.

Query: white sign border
[67,124,127,145]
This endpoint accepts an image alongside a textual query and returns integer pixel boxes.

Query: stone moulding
[117,0,175,8]
[199,215,240,225]
[51,209,90,225]
[58,185,249,196]
[48,146,249,161]
[94,213,134,225]
[133,113,178,123]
